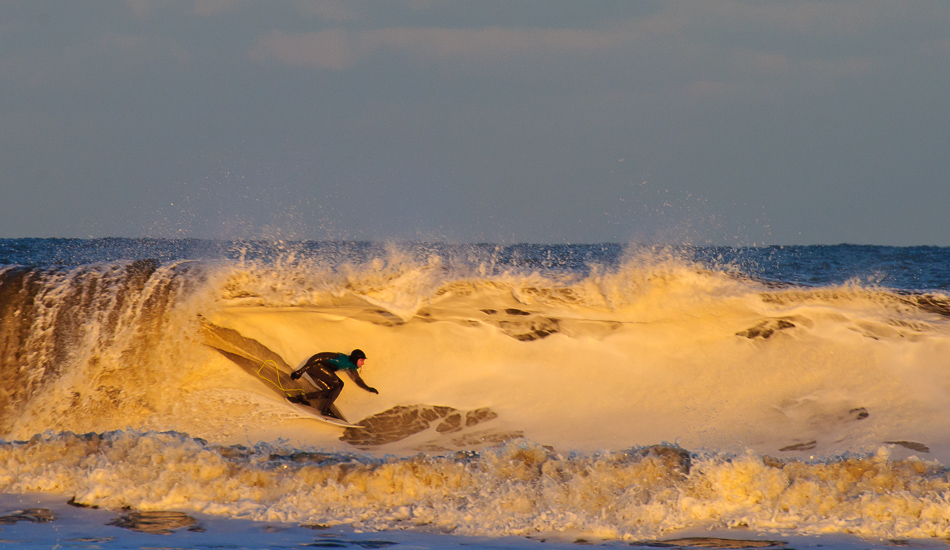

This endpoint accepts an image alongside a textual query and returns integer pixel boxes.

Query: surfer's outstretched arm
[345,370,378,394]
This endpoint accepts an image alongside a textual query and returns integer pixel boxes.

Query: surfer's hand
[290,370,302,380]
[368,387,379,395]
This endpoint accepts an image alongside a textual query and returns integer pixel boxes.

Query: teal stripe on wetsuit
[327,353,358,371]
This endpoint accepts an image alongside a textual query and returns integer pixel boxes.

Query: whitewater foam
[2,431,949,539]
[3,241,950,541]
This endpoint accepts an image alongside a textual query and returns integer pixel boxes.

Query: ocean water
[2,238,950,546]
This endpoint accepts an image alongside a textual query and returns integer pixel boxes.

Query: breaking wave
[3,240,950,540]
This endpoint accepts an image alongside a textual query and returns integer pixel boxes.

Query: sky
[1,1,949,245]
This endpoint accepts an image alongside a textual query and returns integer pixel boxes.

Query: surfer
[289,349,378,419]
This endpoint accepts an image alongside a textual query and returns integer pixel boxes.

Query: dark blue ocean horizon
[2,237,949,293]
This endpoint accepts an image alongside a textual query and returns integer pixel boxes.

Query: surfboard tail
[286,401,361,428]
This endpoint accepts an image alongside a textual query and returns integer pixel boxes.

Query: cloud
[732,49,871,79]
[242,1,945,111]
[370,26,621,62]
[249,25,629,71]
[98,33,190,65]
[292,0,364,22]
[672,0,898,39]
[244,13,879,111]
[248,29,355,70]
[193,0,241,17]
[125,0,157,20]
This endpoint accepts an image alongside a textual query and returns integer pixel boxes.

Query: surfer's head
[349,349,366,367]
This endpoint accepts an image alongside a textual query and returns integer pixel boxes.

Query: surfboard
[199,322,364,430]
[254,360,364,429]
[287,401,362,429]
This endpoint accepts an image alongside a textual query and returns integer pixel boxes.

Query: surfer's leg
[297,368,345,417]
[314,376,345,417]
[297,367,335,406]
[326,376,344,404]
[302,392,341,419]
[309,397,331,415]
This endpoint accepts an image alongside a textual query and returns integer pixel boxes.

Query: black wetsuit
[290,352,377,416]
